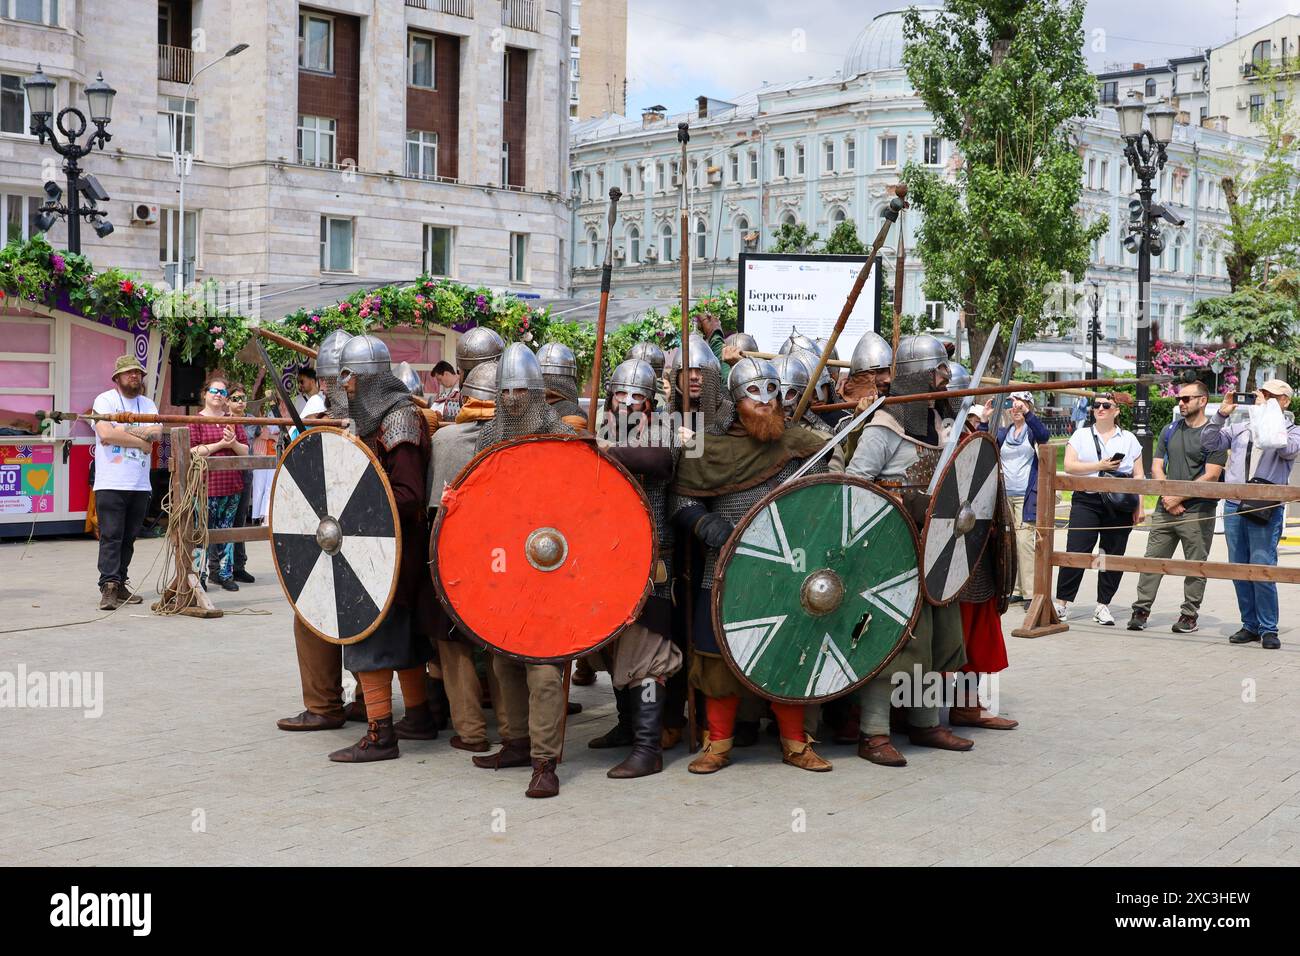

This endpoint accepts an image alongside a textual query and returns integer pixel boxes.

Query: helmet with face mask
[891,334,950,439]
[338,335,393,383]
[728,357,781,406]
[607,358,658,411]
[536,341,580,416]
[772,353,811,417]
[476,343,572,451]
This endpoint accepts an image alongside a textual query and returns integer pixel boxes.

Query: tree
[900,0,1107,372]
[823,219,868,255]
[1186,278,1299,387]
[769,222,820,254]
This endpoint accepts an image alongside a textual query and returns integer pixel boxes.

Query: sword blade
[926,322,1001,495]
[986,315,1024,438]
[786,396,887,484]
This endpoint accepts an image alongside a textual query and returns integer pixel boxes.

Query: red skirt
[958,597,1009,674]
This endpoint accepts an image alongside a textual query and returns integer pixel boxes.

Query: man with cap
[846,334,973,766]
[671,356,833,774]
[471,344,575,797]
[426,360,504,754]
[327,335,438,762]
[277,329,375,732]
[91,355,161,609]
[1202,379,1300,649]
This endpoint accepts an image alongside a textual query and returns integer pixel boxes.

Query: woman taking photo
[1054,392,1145,625]
[982,390,1050,605]
[188,371,249,591]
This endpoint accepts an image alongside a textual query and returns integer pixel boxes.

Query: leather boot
[328,717,399,763]
[472,736,532,769]
[572,657,596,686]
[277,710,345,731]
[660,725,683,750]
[781,735,833,772]
[858,733,907,767]
[343,691,367,723]
[608,685,664,779]
[118,581,144,605]
[98,582,124,611]
[908,725,974,751]
[588,687,634,749]
[526,758,560,798]
[949,706,1019,730]
[687,734,733,774]
[393,700,439,740]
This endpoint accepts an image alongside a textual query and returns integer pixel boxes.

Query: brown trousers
[491,656,566,761]
[438,640,502,747]
[293,615,344,721]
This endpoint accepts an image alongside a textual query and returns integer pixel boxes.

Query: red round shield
[431,435,655,663]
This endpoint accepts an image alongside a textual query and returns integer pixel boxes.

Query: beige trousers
[1008,494,1038,600]
[491,656,566,761]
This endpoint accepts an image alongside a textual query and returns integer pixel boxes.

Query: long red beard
[737,398,786,443]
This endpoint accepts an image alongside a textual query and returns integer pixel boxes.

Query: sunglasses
[207,387,228,397]
[1093,401,1114,410]
[1175,395,1202,403]
[229,395,246,402]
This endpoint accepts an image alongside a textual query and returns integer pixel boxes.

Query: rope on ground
[153,452,210,616]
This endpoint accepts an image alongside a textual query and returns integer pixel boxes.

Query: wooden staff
[792,185,907,423]
[255,326,319,360]
[810,374,1167,413]
[586,187,623,433]
[677,121,699,754]
[890,202,907,369]
[742,349,850,369]
[38,409,349,428]
[979,376,1100,399]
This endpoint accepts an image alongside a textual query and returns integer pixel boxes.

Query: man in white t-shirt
[92,355,161,610]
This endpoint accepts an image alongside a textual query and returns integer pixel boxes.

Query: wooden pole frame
[1011,445,1300,638]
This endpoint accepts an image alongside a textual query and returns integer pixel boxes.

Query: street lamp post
[1086,279,1102,427]
[176,43,248,287]
[23,66,117,254]
[1115,94,1181,470]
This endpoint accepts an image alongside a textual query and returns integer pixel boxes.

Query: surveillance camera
[79,174,111,203]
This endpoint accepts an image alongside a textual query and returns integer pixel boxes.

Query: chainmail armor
[348,371,414,439]
[543,372,582,418]
[667,362,734,436]
[320,375,349,419]
[476,386,575,452]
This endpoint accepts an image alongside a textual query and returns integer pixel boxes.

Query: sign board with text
[737,253,883,355]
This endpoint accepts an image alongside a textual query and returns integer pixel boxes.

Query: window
[1100,81,1118,104]
[729,152,739,182]
[1100,159,1109,192]
[795,143,805,175]
[824,140,835,172]
[1172,234,1184,273]
[406,130,438,179]
[781,211,797,228]
[734,216,750,254]
[695,220,707,260]
[774,145,786,177]
[846,137,856,170]
[669,161,678,187]
[1,73,30,135]
[586,228,598,267]
[831,207,846,224]
[657,162,665,192]
[159,208,199,278]
[297,115,336,167]
[503,51,511,101]
[1250,94,1264,122]
[320,216,353,273]
[1275,90,1289,114]
[1120,164,1130,194]
[10,0,57,25]
[660,224,674,262]
[1251,40,1271,68]
[156,95,195,155]
[1087,157,1096,189]
[501,142,512,186]
[422,225,452,276]
[690,159,699,186]
[1144,77,1156,98]
[748,149,758,181]
[509,233,528,283]
[409,34,435,89]
[627,225,640,264]
[920,135,941,165]
[2,193,40,246]
[570,169,581,196]
[298,12,334,73]
[623,165,633,196]
[925,302,946,328]
[879,135,897,167]
[597,168,605,195]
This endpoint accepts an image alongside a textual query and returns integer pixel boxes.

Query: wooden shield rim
[429,434,656,664]
[921,431,997,607]
[269,426,402,646]
[711,472,923,705]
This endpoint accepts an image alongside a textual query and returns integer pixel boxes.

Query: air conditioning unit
[614,245,625,260]
[131,203,159,225]
[706,165,723,186]
[643,246,659,261]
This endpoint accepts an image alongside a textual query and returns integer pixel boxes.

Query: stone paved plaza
[2,531,1298,867]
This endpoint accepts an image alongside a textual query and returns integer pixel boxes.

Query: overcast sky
[626,0,1295,115]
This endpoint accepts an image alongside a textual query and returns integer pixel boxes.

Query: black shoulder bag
[1239,437,1277,525]
[1090,428,1140,519]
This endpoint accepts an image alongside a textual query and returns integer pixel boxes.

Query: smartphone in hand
[1232,392,1257,405]
[1109,452,1125,463]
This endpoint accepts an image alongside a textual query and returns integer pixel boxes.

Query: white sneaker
[1054,601,1070,621]
[1094,604,1115,626]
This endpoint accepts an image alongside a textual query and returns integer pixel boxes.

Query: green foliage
[901,0,1107,344]
[768,222,821,254]
[1185,284,1298,387]
[823,220,868,255]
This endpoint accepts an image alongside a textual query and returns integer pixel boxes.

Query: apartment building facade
[0,0,571,300]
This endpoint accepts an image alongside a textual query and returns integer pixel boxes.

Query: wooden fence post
[1012,442,1068,638]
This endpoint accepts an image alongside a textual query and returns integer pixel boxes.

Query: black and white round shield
[269,427,400,644]
[921,432,999,606]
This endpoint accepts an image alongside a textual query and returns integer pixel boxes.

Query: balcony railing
[501,0,538,31]
[405,0,473,15]
[158,44,193,84]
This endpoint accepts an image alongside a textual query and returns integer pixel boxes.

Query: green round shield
[711,474,922,704]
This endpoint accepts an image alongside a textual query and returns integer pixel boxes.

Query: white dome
[843,7,942,78]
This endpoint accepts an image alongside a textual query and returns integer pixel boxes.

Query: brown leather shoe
[858,734,907,767]
[343,699,368,723]
[117,581,144,605]
[328,717,400,763]
[472,736,532,769]
[687,735,733,774]
[660,726,683,750]
[949,706,1019,730]
[393,701,439,740]
[908,725,974,751]
[572,658,597,686]
[525,758,560,798]
[781,737,832,772]
[98,583,124,611]
[277,710,346,732]
[450,735,490,753]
